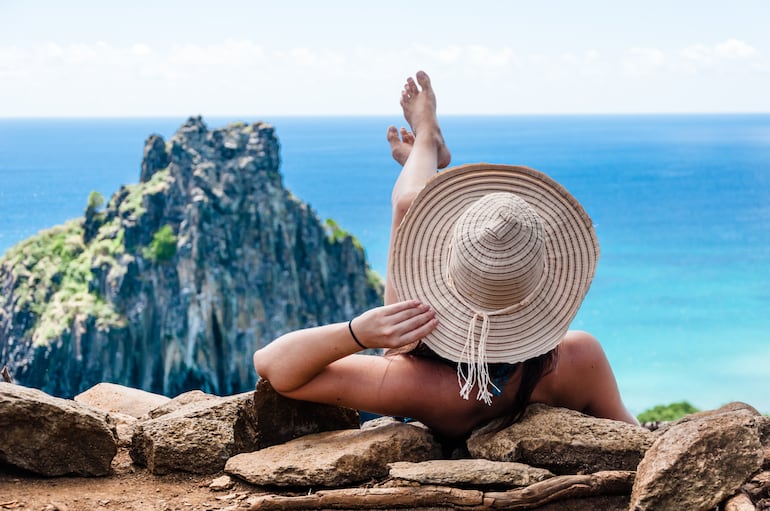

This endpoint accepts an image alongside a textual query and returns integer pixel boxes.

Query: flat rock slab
[246,472,635,510]
[468,403,653,474]
[0,382,117,476]
[629,402,764,511]
[226,422,442,487]
[75,382,170,419]
[388,459,554,487]
[147,389,219,419]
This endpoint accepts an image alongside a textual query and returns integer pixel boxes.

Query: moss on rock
[1,169,174,347]
[324,218,364,253]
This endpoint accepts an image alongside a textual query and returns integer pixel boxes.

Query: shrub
[144,225,177,262]
[637,401,700,423]
[324,218,363,252]
[87,190,105,212]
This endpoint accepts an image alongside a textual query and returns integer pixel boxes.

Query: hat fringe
[458,311,499,405]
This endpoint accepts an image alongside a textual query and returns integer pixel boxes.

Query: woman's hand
[350,300,438,350]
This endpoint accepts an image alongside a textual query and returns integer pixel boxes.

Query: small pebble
[208,475,235,491]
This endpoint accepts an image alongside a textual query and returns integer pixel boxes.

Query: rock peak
[0,117,383,398]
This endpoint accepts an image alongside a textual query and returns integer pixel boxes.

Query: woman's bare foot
[400,71,451,169]
[387,126,415,166]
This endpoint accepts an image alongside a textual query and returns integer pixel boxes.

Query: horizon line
[1,111,769,120]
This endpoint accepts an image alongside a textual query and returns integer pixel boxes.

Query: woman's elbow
[252,348,271,381]
[252,344,298,396]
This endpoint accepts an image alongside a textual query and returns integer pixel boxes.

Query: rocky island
[0,117,383,398]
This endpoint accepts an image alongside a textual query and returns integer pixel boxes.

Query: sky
[1,0,769,116]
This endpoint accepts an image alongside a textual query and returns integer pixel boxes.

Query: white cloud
[131,43,153,57]
[680,38,760,72]
[0,38,768,115]
[286,47,345,69]
[41,42,64,59]
[169,39,266,67]
[623,47,666,76]
[680,44,712,65]
[466,45,515,68]
[411,44,518,69]
[559,50,604,77]
[415,44,463,64]
[716,38,759,59]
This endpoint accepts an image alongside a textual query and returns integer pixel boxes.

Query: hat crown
[449,192,545,311]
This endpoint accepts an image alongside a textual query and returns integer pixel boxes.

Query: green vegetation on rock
[87,191,105,211]
[2,219,126,346]
[366,268,384,291]
[113,168,171,220]
[1,168,174,347]
[637,401,700,423]
[143,225,177,262]
[324,218,364,252]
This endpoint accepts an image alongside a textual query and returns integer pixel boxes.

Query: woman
[253,71,637,439]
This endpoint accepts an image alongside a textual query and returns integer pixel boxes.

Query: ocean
[1,115,768,415]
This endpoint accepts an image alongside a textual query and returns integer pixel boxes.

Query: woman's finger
[386,301,431,326]
[381,299,423,317]
[400,315,439,344]
[392,307,436,338]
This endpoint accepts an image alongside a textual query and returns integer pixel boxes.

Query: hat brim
[390,163,599,364]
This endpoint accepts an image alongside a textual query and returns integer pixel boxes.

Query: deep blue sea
[1,115,768,415]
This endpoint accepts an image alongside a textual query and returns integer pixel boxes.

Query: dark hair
[499,347,558,428]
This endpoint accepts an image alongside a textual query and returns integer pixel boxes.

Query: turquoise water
[1,115,768,414]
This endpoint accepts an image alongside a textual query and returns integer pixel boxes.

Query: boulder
[0,382,117,476]
[106,411,138,448]
[249,378,360,447]
[146,389,219,418]
[723,492,756,511]
[467,404,653,474]
[130,382,359,475]
[74,382,170,418]
[629,402,764,511]
[759,415,770,468]
[740,470,770,508]
[388,459,554,487]
[130,392,256,474]
[225,421,443,487]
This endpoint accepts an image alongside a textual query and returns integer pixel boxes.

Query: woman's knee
[391,190,419,225]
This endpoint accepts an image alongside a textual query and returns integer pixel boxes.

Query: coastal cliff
[0,117,383,398]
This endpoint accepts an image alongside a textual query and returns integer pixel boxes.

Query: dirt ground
[0,449,270,511]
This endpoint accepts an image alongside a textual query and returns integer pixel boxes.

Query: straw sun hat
[390,163,599,404]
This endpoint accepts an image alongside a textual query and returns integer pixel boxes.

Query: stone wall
[2,381,768,511]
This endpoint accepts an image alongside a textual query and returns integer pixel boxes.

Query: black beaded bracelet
[348,319,367,350]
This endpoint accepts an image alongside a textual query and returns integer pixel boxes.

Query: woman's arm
[252,300,437,394]
[253,300,527,437]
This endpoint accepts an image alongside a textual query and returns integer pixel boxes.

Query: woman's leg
[384,71,451,305]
